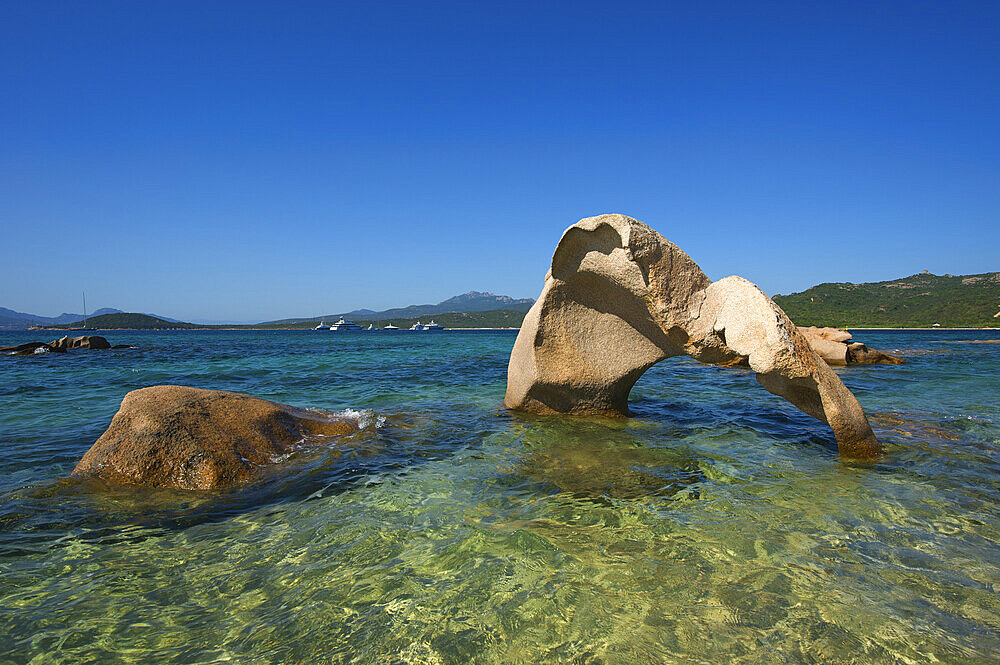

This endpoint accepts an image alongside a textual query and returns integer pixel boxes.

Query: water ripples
[1,329,999,663]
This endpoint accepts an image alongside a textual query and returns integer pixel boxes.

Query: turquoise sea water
[1,329,999,664]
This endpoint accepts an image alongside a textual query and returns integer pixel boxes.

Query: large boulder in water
[799,326,853,344]
[3,336,115,355]
[73,386,358,490]
[847,342,905,365]
[49,335,111,350]
[797,327,904,366]
[505,214,882,458]
[797,327,851,365]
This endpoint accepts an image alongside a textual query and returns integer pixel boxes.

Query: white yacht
[423,320,443,331]
[383,323,400,331]
[313,321,331,330]
[329,317,362,331]
[409,321,425,331]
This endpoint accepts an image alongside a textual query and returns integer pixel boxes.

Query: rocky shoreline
[1,335,133,355]
[797,327,905,365]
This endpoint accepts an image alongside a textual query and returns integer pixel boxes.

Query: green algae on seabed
[1,329,999,663]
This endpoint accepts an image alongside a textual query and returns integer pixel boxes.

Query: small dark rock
[1,342,50,354]
[4,336,118,356]
[847,342,905,365]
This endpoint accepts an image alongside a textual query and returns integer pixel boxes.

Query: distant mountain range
[2,292,535,330]
[14,275,995,331]
[0,307,181,330]
[261,291,535,325]
[1,306,121,329]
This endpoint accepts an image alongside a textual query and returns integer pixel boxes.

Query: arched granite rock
[505,214,882,458]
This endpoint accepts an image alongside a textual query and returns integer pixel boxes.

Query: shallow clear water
[1,329,999,664]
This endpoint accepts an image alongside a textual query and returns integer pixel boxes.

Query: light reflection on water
[1,329,999,663]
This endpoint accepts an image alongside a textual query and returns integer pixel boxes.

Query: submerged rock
[1,342,55,355]
[73,385,358,490]
[797,327,904,366]
[505,214,882,458]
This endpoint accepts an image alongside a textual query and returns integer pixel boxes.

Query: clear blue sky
[2,1,998,322]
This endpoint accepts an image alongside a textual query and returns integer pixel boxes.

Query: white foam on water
[279,407,386,462]
[330,408,387,431]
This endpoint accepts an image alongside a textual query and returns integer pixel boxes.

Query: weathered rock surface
[49,335,111,350]
[73,385,358,490]
[798,326,852,364]
[802,335,849,365]
[847,342,905,365]
[2,335,114,355]
[797,327,904,366]
[505,214,882,458]
[799,326,853,344]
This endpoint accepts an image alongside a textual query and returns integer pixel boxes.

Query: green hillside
[773,272,1000,328]
[46,313,199,329]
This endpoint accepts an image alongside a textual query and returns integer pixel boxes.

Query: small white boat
[423,320,443,331]
[329,317,362,331]
[313,321,331,330]
[383,324,400,330]
[365,324,375,331]
[409,321,425,331]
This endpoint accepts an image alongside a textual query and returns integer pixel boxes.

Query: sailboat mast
[82,292,88,330]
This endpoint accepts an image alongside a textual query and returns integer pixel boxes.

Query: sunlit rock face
[505,214,882,458]
[73,385,358,489]
[797,326,905,366]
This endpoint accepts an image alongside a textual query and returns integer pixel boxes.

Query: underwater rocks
[797,327,904,366]
[2,335,115,355]
[505,214,881,458]
[73,385,358,490]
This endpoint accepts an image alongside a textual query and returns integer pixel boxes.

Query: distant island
[12,276,1000,331]
[44,313,201,330]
